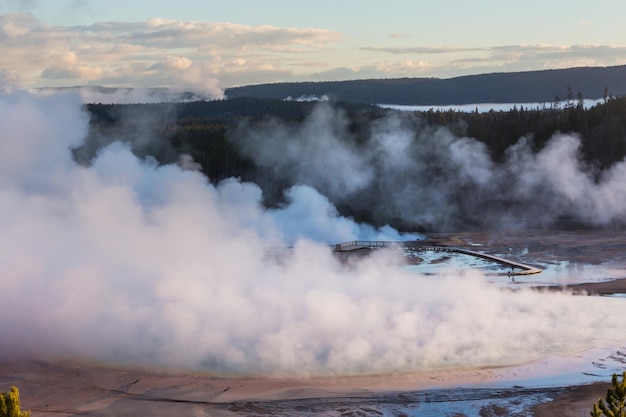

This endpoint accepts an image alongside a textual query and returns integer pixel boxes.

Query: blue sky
[2,0,626,96]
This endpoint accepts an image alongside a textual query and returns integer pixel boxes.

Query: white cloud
[362,46,486,55]
[0,13,341,92]
[2,20,28,36]
[150,56,193,71]
[305,60,434,82]
[41,50,102,80]
[1,12,626,90]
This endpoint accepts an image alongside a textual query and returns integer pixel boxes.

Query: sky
[2,0,626,96]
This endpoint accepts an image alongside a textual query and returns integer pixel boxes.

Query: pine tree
[0,386,30,417]
[591,372,626,417]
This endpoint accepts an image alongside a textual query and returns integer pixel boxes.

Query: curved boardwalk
[334,241,542,276]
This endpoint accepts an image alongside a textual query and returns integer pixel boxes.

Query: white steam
[0,91,624,377]
[234,104,626,230]
[36,86,224,104]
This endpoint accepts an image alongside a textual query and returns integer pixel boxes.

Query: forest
[82,94,626,231]
[224,65,626,105]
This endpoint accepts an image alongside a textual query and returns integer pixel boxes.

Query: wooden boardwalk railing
[333,241,542,276]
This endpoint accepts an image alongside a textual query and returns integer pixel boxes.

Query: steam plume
[234,103,626,230]
[0,91,623,377]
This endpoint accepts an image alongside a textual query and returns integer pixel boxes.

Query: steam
[0,91,624,377]
[285,94,330,102]
[234,104,626,230]
[36,86,224,104]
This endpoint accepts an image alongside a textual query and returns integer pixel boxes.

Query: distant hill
[224,66,626,106]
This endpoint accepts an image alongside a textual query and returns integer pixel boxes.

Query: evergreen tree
[591,372,626,417]
[0,386,30,417]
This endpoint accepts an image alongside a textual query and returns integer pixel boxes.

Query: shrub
[591,372,626,417]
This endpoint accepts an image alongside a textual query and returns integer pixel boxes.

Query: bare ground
[0,357,615,417]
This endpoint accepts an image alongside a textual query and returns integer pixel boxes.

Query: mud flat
[560,278,626,296]
[0,355,620,417]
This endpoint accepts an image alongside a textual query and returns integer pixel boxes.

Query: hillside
[225,65,626,105]
[82,95,626,231]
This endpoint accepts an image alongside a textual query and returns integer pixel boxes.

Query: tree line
[424,95,626,169]
[85,94,626,178]
[82,95,626,229]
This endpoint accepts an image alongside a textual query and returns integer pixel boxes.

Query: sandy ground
[3,229,626,416]
[530,382,611,417]
[0,356,615,417]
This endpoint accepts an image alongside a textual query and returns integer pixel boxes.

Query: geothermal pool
[403,245,625,287]
[3,229,626,417]
[401,229,626,284]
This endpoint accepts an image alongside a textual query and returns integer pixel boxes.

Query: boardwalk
[334,241,542,276]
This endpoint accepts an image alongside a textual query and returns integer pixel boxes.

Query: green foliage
[591,372,626,417]
[0,386,30,417]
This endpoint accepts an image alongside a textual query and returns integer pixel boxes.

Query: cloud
[304,60,433,82]
[149,56,193,71]
[108,19,341,50]
[356,44,626,79]
[0,68,20,90]
[451,44,626,76]
[361,43,626,62]
[389,32,411,39]
[487,44,626,62]
[41,51,102,80]
[0,13,341,92]
[3,10,626,90]
[361,46,486,55]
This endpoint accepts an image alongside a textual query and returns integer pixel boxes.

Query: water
[402,247,626,288]
[378,99,605,113]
